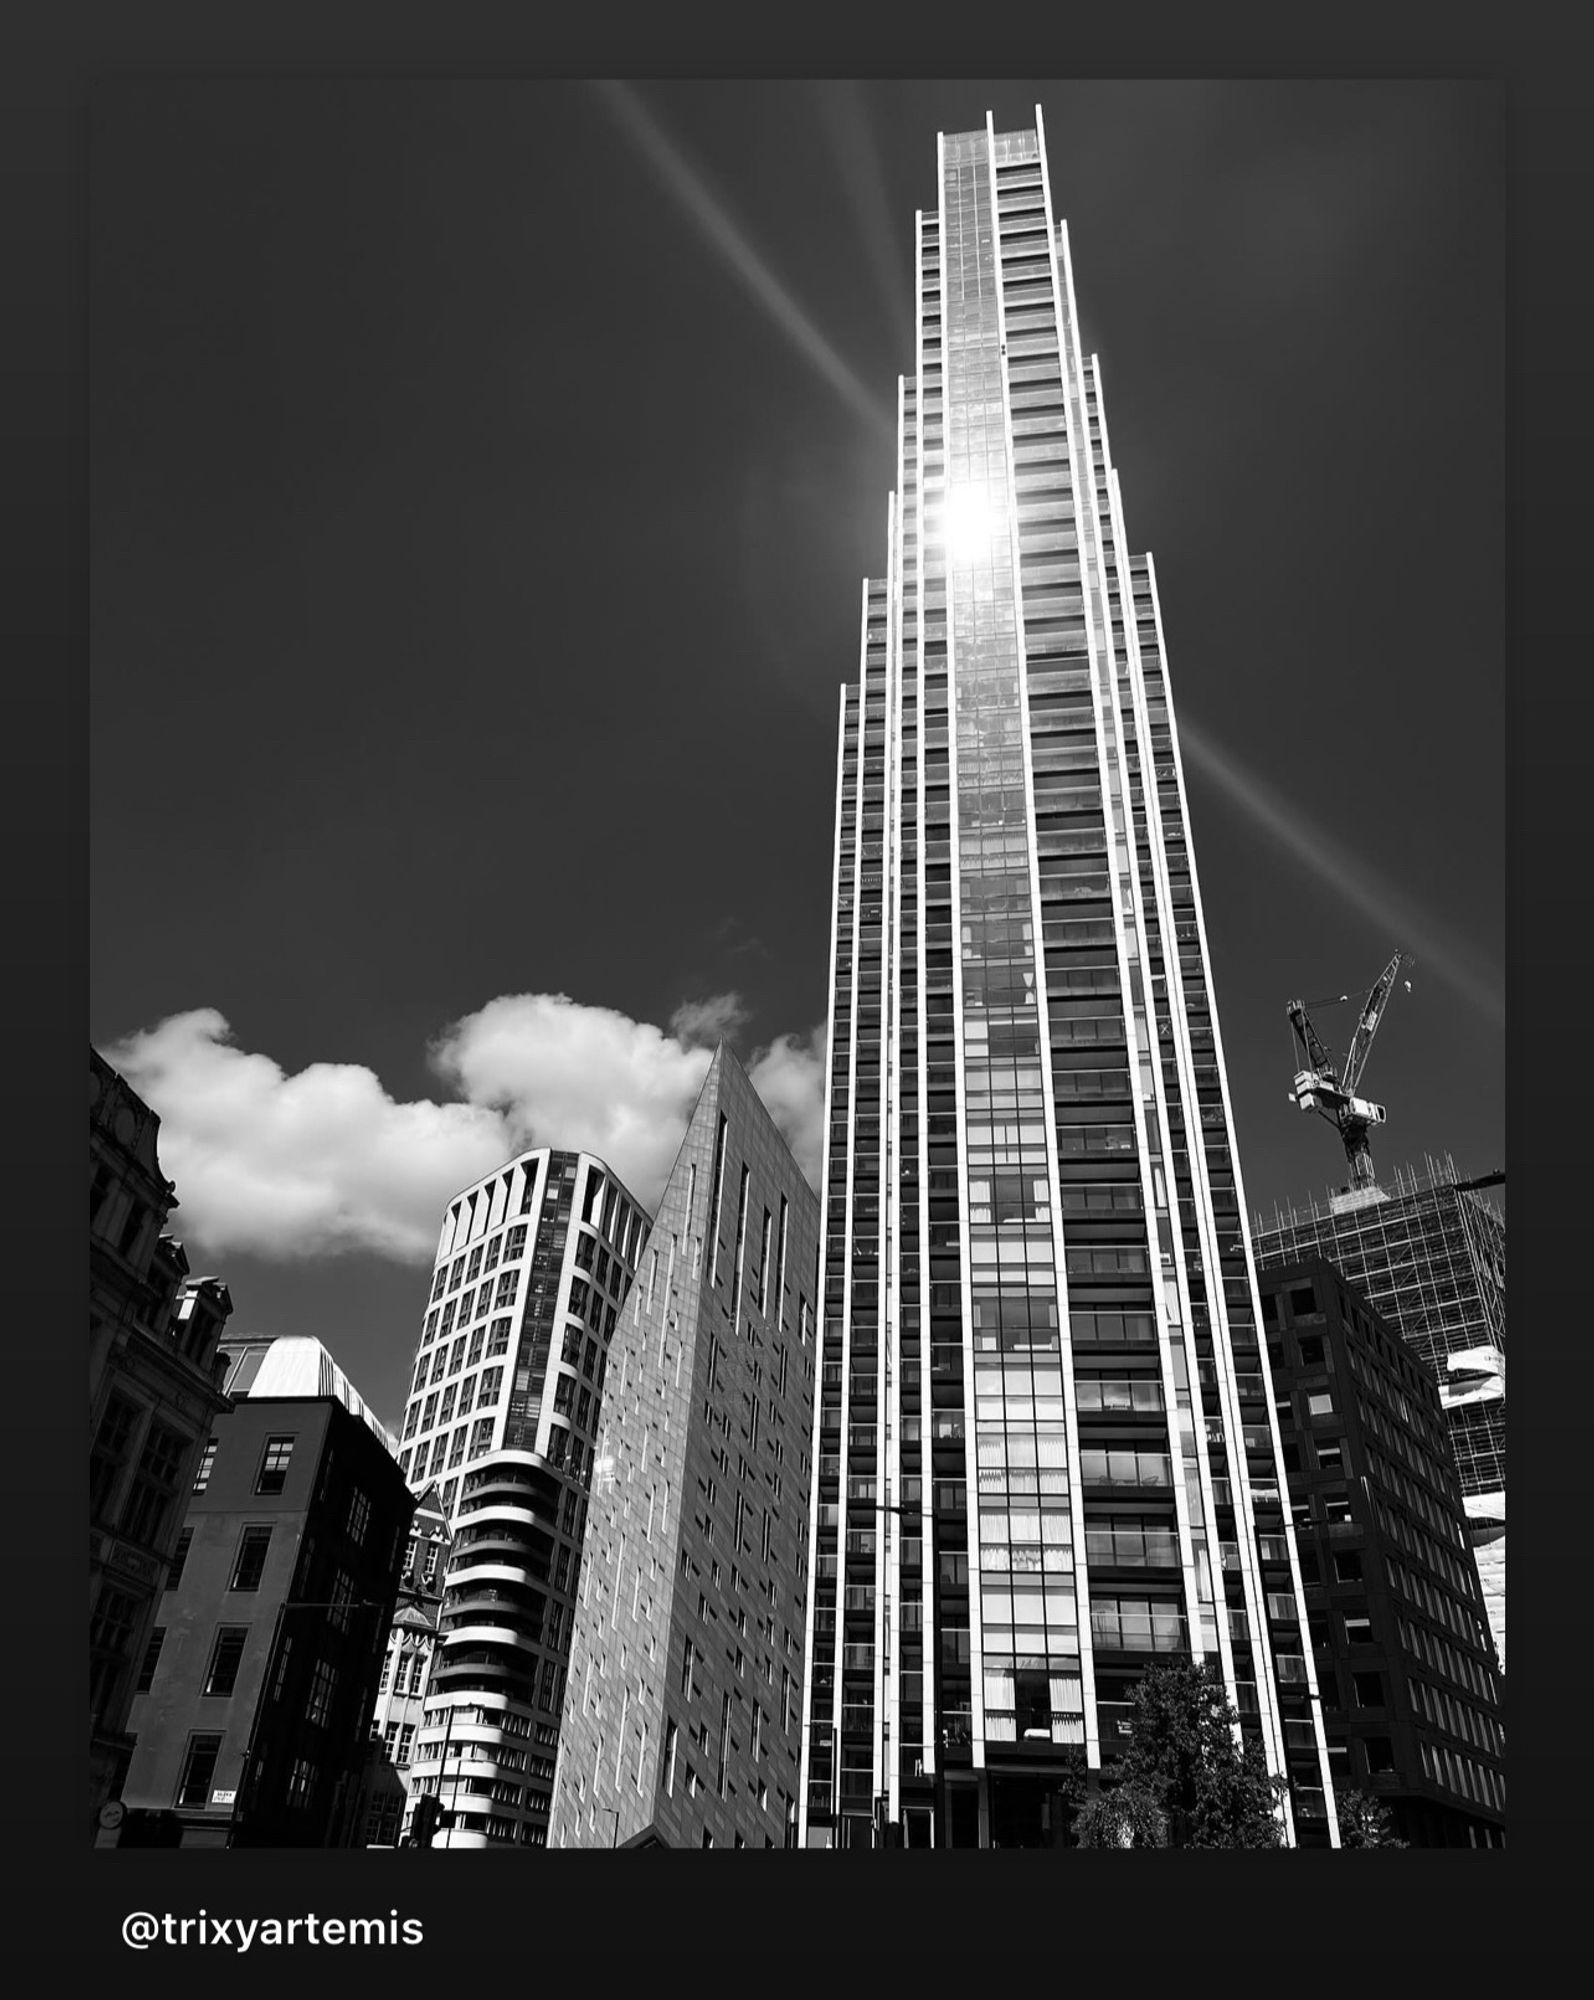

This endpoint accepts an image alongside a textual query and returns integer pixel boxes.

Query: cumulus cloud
[432,992,719,1209]
[105,1009,513,1263]
[668,993,751,1047]
[747,1025,828,1191]
[104,992,827,1267]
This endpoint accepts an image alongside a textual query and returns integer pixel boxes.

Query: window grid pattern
[798,115,1335,1850]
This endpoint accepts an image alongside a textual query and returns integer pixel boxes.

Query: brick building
[550,1047,819,1849]
[110,1336,413,1847]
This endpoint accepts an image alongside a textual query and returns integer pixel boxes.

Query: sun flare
[940,482,999,566]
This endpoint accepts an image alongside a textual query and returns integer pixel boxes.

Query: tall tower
[549,1048,819,1850]
[799,112,1338,1849]
[399,1148,647,1848]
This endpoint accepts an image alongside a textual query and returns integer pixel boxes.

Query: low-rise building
[89,1046,233,1837]
[110,1336,414,1847]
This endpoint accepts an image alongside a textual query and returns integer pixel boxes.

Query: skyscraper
[799,111,1338,1849]
[399,1149,647,1848]
[549,1048,819,1849]
[1254,1156,1506,1667]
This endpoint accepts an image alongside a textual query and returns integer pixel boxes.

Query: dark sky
[89,80,1503,1431]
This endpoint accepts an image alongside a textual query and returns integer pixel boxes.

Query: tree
[1073,1783,1169,1849]
[1334,1788,1408,1848]
[1114,1660,1287,1849]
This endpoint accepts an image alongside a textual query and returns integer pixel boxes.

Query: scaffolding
[1253,1154,1505,1505]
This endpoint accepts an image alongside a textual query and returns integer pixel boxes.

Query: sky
[89,80,1504,1434]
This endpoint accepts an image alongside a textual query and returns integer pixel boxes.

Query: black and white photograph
[85,79,1505,1869]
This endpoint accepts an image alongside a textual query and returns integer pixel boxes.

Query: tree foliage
[1114,1660,1287,1849]
[1073,1783,1169,1849]
[1334,1787,1408,1848]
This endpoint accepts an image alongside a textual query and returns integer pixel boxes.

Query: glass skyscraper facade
[799,112,1338,1849]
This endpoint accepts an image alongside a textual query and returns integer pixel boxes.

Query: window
[88,1585,140,1721]
[1333,1550,1362,1584]
[718,1690,734,1796]
[122,1420,188,1547]
[135,1625,167,1694]
[1364,1735,1395,1775]
[90,1394,139,1520]
[229,1526,273,1592]
[203,1626,249,1696]
[286,1756,317,1810]
[327,1570,355,1635]
[1298,1336,1324,1367]
[255,1435,295,1495]
[1305,1392,1335,1420]
[193,1436,218,1494]
[305,1657,339,1728]
[1352,1670,1385,1707]
[169,1525,194,1587]
[177,1733,224,1808]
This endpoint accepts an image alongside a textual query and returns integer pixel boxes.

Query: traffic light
[407,1794,456,1845]
[408,1794,440,1846]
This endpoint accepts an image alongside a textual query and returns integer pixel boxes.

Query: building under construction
[1252,1156,1505,1669]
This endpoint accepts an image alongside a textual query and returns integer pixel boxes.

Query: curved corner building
[398,1150,647,1847]
[798,110,1339,1849]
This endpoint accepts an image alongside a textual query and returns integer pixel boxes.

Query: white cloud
[747,1025,828,1191]
[668,992,751,1047]
[104,992,824,1267]
[105,1009,512,1263]
[431,992,719,1210]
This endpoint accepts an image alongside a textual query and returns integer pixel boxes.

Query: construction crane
[1286,951,1409,1193]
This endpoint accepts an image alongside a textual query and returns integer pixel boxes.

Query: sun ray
[1175,712,1503,1028]
[592,81,893,440]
